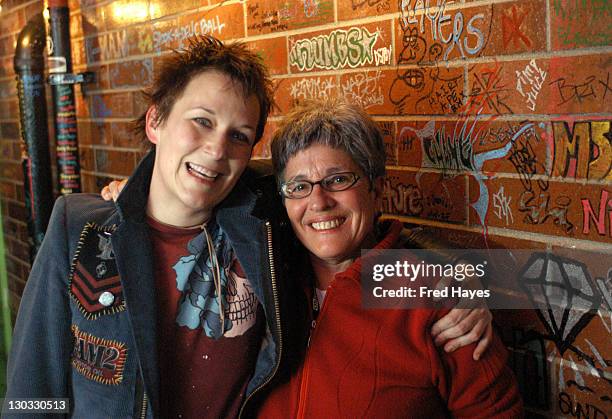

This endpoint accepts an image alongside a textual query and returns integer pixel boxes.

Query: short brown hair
[135,35,274,147]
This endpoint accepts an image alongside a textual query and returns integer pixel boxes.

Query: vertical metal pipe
[13,13,54,260]
[48,0,81,194]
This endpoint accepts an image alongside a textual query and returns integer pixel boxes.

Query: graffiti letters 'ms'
[289,27,379,71]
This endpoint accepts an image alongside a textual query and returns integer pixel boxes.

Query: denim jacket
[5,151,300,418]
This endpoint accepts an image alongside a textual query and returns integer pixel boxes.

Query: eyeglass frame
[279,171,362,199]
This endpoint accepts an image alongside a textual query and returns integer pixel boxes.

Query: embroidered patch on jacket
[69,222,125,319]
[71,325,127,385]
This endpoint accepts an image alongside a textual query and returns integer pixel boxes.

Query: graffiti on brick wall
[509,133,575,234]
[341,70,385,110]
[351,0,391,13]
[85,30,129,62]
[380,178,455,221]
[289,77,337,103]
[153,16,227,51]
[467,64,515,114]
[109,58,153,89]
[552,0,611,47]
[398,0,487,61]
[389,1,492,114]
[515,59,547,111]
[501,4,532,49]
[289,27,391,71]
[247,0,332,33]
[582,189,612,238]
[552,121,612,181]
[492,186,514,225]
[549,73,612,107]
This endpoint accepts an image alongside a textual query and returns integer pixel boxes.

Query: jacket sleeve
[4,196,73,418]
[429,315,524,418]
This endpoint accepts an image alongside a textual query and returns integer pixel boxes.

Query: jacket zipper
[238,221,283,418]
[140,392,147,419]
[296,286,332,418]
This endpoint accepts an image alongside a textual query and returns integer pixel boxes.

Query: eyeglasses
[280,172,361,199]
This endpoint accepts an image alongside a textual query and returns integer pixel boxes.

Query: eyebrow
[289,166,347,181]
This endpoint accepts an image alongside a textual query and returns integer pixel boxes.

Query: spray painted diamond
[520,252,601,354]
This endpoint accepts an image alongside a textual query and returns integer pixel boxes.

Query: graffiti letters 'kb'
[289,27,379,71]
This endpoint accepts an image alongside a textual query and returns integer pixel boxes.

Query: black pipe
[13,13,54,261]
[48,0,81,194]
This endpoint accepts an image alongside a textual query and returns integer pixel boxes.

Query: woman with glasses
[256,98,523,418]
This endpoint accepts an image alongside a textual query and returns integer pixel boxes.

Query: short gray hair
[271,98,387,185]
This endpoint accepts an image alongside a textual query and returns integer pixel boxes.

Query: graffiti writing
[381,178,454,221]
[501,4,532,49]
[493,186,514,225]
[85,30,128,63]
[582,189,612,238]
[289,77,337,103]
[468,65,514,114]
[153,16,226,51]
[341,70,385,110]
[351,0,390,13]
[552,121,612,181]
[399,0,486,61]
[289,27,380,71]
[516,59,547,111]
[559,391,609,419]
[549,73,612,106]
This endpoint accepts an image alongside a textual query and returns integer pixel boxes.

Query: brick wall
[0,0,610,416]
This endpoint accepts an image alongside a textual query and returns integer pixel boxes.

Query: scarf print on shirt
[172,219,258,339]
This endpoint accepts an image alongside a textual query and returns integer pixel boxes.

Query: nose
[201,131,228,160]
[307,184,335,212]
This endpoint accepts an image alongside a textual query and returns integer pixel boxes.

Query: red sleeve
[427,317,524,418]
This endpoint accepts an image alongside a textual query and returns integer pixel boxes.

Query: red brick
[126,23,155,56]
[289,21,393,74]
[24,2,42,22]
[78,121,111,146]
[95,149,136,176]
[252,121,278,159]
[0,80,17,100]
[388,66,464,115]
[377,120,397,166]
[274,75,340,115]
[546,55,612,115]
[339,69,397,115]
[0,35,16,58]
[7,201,26,221]
[84,29,130,63]
[470,177,612,244]
[111,122,141,148]
[551,0,611,50]
[70,11,84,39]
[88,93,134,119]
[109,58,153,89]
[102,0,151,31]
[151,4,244,54]
[337,0,397,21]
[247,0,334,36]
[0,181,15,200]
[149,0,204,20]
[0,8,24,34]
[248,37,288,76]
[382,169,466,223]
[395,3,492,65]
[485,0,547,57]
[550,119,611,181]
[79,146,95,171]
[0,161,22,181]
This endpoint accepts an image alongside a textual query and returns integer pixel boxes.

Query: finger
[473,323,493,361]
[442,326,482,353]
[101,186,112,201]
[434,309,485,346]
[431,308,470,338]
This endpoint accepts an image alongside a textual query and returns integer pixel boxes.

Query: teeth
[311,219,343,231]
[187,162,218,179]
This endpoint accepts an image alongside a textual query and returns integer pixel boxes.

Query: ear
[145,106,160,145]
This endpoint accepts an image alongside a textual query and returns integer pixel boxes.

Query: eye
[193,117,212,128]
[327,174,351,185]
[230,131,252,145]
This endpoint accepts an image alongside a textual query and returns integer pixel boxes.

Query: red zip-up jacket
[258,221,523,418]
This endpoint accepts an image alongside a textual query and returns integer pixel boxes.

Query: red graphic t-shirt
[148,216,263,418]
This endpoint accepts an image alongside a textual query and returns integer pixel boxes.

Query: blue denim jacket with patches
[5,151,299,418]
